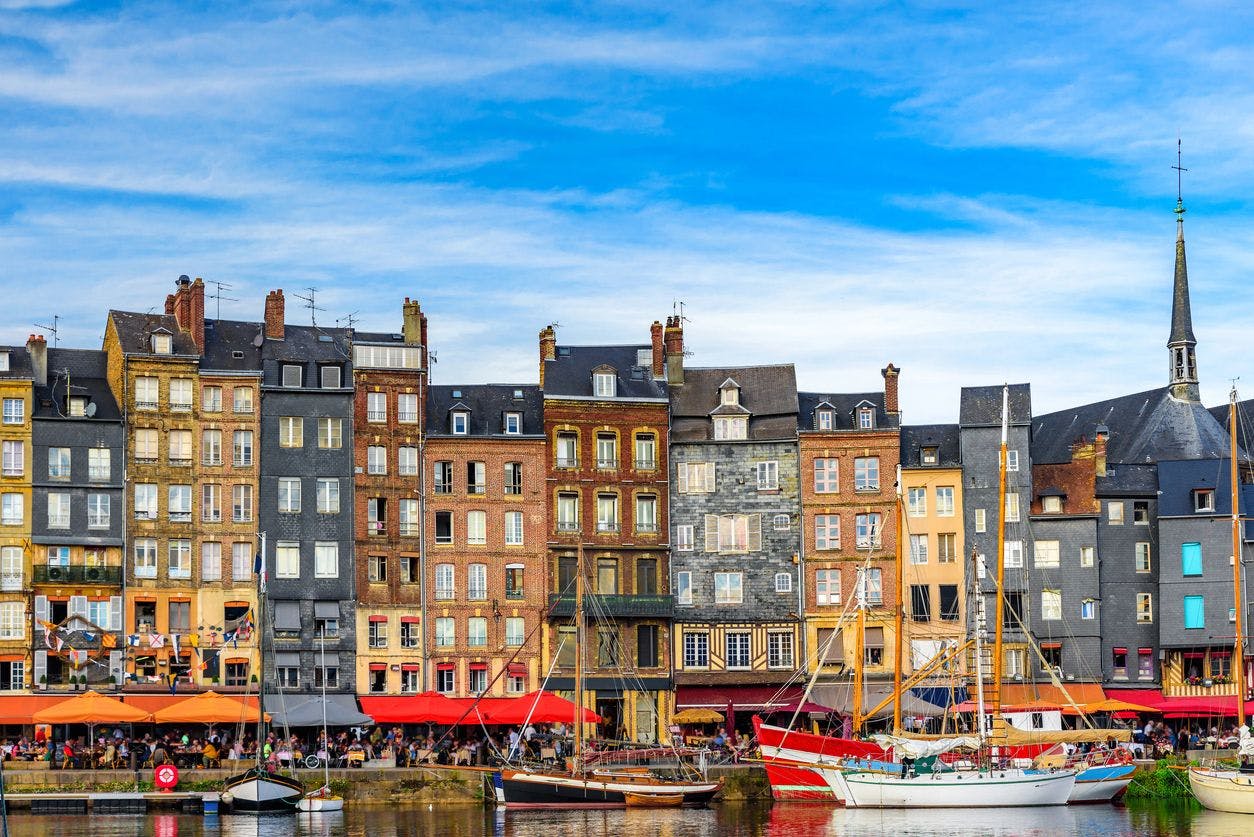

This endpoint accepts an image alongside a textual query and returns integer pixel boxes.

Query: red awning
[478,690,601,724]
[369,663,386,671]
[1102,688,1254,718]
[507,664,527,677]
[436,663,454,671]
[358,693,464,724]
[1138,648,1153,655]
[1112,647,1128,654]
[469,662,486,671]
[401,664,419,672]
[368,615,387,623]
[674,686,832,713]
[1040,642,1062,650]
[401,617,420,624]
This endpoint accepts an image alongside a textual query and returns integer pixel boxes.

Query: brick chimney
[264,290,285,340]
[663,316,684,386]
[650,321,664,379]
[881,363,900,416]
[539,325,556,390]
[1094,427,1108,478]
[402,297,428,370]
[164,294,177,315]
[26,334,47,388]
[172,275,192,333]
[170,275,205,353]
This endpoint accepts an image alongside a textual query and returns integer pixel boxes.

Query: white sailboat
[298,625,345,813]
[1188,388,1254,813]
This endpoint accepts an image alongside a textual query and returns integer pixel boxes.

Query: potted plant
[38,674,47,691]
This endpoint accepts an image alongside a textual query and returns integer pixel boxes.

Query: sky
[2,1,1253,423]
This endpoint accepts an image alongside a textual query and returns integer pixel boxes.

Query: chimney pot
[264,290,285,340]
[26,333,47,388]
[663,318,684,386]
[539,325,557,390]
[881,363,901,415]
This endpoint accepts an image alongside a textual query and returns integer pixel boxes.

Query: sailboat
[499,536,722,808]
[1189,388,1254,813]
[224,532,305,813]
[298,625,345,812]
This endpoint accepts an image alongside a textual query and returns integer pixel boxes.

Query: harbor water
[0,800,1246,837]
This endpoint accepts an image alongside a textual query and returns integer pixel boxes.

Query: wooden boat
[624,791,685,808]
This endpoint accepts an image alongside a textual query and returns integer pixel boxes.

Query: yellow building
[0,343,33,688]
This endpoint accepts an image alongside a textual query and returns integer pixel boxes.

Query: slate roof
[33,348,121,420]
[900,424,961,468]
[1032,386,1231,465]
[1095,464,1159,497]
[0,346,32,380]
[108,311,199,356]
[262,324,353,364]
[426,384,544,437]
[542,344,667,400]
[958,383,1031,427]
[1207,398,1254,438]
[351,330,407,344]
[797,391,897,431]
[201,319,264,373]
[1170,224,1196,344]
[671,365,798,442]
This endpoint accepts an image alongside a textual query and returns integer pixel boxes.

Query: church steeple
[1168,139,1199,402]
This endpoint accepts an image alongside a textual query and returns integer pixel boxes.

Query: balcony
[135,401,158,411]
[556,521,580,532]
[399,523,420,537]
[555,457,579,469]
[34,565,122,585]
[169,457,192,468]
[398,412,418,423]
[170,402,193,413]
[1165,681,1240,698]
[595,522,619,533]
[548,593,673,619]
[634,459,657,470]
[367,410,387,423]
[596,458,618,470]
[635,523,658,534]
[367,521,387,536]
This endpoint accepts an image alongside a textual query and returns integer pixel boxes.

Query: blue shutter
[1182,542,1203,577]
[1184,595,1205,629]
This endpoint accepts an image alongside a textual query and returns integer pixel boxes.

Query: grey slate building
[669,365,802,704]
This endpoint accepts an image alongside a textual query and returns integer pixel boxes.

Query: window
[813,458,838,493]
[168,540,191,579]
[556,492,579,531]
[1137,593,1154,624]
[466,510,486,545]
[1,441,23,476]
[855,513,881,549]
[433,461,454,494]
[634,434,656,469]
[774,572,792,593]
[749,462,778,493]
[1133,500,1150,524]
[398,393,418,424]
[368,554,387,583]
[233,430,253,466]
[468,563,487,600]
[937,533,957,563]
[168,600,190,632]
[593,371,616,397]
[677,461,716,493]
[858,407,875,429]
[676,571,693,606]
[46,546,69,566]
[392,445,415,477]
[726,632,751,670]
[854,457,879,491]
[1034,540,1060,568]
[401,555,418,583]
[435,564,455,600]
[935,486,955,517]
[201,542,222,582]
[908,487,927,517]
[47,493,70,528]
[773,513,790,531]
[281,364,302,387]
[1005,449,1019,471]
[555,432,578,467]
[1135,542,1152,573]
[1081,599,1096,620]
[911,585,932,621]
[1108,501,1124,525]
[864,568,883,605]
[151,333,171,354]
[909,534,928,564]
[1194,489,1215,513]
[634,495,657,533]
[810,514,839,550]
[317,418,342,449]
[319,365,341,389]
[369,619,388,648]
[0,353,6,371]
[201,386,222,412]
[314,542,338,578]
[596,493,619,532]
[1041,589,1062,620]
[133,483,156,519]
[202,484,222,522]
[1003,540,1023,567]
[706,513,761,553]
[400,499,418,536]
[1182,542,1203,576]
[1081,546,1095,567]
[133,539,157,578]
[436,668,455,694]
[169,378,192,411]
[505,564,525,599]
[400,619,418,647]
[975,508,986,533]
[1139,650,1155,680]
[504,462,523,495]
[233,387,254,413]
[0,605,23,641]
[921,446,938,465]
[1,398,22,425]
[232,542,252,581]
[1003,591,1023,628]
[596,558,618,594]
[768,632,795,669]
[1112,648,1128,679]
[861,626,885,666]
[278,478,301,513]
[713,416,747,440]
[596,433,617,469]
[367,392,387,423]
[168,485,192,522]
[434,511,452,544]
[0,547,21,590]
[276,542,300,579]
[399,668,419,693]
[714,572,743,604]
[504,510,524,544]
[596,627,621,667]
[367,445,387,475]
[467,461,485,494]
[1184,595,1204,629]
[232,484,252,523]
[467,666,488,695]
[88,449,110,481]
[451,411,469,435]
[47,447,70,479]
[1004,492,1020,522]
[683,632,708,668]
[468,617,487,647]
[815,569,841,605]
[201,429,222,466]
[316,478,340,514]
[279,416,303,448]
[637,625,659,668]
[939,585,960,621]
[1042,495,1063,514]
[134,377,158,410]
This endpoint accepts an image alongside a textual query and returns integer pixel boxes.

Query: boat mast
[1230,388,1245,729]
[852,568,866,731]
[989,385,1010,739]
[573,535,585,772]
[893,465,905,734]
[971,555,988,742]
[256,530,267,772]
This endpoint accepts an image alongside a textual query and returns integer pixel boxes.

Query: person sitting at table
[202,740,220,768]
[151,742,168,767]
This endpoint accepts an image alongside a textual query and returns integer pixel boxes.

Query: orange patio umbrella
[33,690,152,725]
[1078,698,1161,715]
[152,691,267,725]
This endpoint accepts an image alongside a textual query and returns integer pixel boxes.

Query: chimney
[663,316,684,386]
[264,290,285,340]
[172,275,192,333]
[164,294,176,315]
[881,363,900,416]
[650,321,664,379]
[26,334,47,388]
[402,297,429,370]
[538,325,557,389]
[188,277,205,353]
[1094,427,1108,478]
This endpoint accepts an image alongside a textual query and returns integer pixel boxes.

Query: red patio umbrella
[480,690,601,725]
[359,692,465,725]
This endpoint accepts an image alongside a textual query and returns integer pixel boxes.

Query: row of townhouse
[0,200,1247,737]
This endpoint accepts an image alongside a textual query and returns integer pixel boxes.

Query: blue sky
[2,1,1253,422]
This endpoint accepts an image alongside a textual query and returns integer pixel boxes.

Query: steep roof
[671,365,798,442]
[1033,386,1230,465]
[797,391,897,431]
[1169,215,1196,345]
[262,324,353,364]
[542,344,667,400]
[32,348,121,420]
[0,346,32,380]
[108,310,199,356]
[201,319,264,373]
[959,383,1031,427]
[901,424,961,468]
[426,384,543,437]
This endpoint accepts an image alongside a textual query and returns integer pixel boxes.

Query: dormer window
[920,446,939,466]
[151,333,172,354]
[1194,489,1215,513]
[281,364,302,388]
[593,371,616,398]
[0,352,8,371]
[504,412,522,435]
[817,410,833,431]
[1042,496,1063,514]
[713,416,747,440]
[68,398,88,417]
[720,381,740,406]
[451,411,469,435]
[858,407,875,429]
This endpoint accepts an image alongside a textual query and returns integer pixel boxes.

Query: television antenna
[209,281,238,320]
[34,315,60,347]
[292,287,326,327]
[336,311,359,330]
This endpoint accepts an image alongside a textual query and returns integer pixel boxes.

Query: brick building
[0,343,33,687]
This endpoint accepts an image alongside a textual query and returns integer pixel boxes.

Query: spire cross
[1172,138,1188,218]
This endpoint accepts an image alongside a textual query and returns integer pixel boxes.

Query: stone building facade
[0,342,33,687]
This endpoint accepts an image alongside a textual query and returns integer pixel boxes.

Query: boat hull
[297,795,345,812]
[834,768,1076,808]
[225,767,305,813]
[1067,764,1136,803]
[500,769,721,809]
[1189,766,1254,814]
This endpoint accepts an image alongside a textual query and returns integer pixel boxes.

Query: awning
[314,601,339,618]
[965,682,1105,713]
[369,663,386,671]
[123,694,259,714]
[275,652,301,668]
[359,693,463,725]
[507,664,527,678]
[809,684,944,718]
[0,695,72,724]
[676,686,834,714]
[368,615,387,623]
[267,694,372,727]
[401,616,420,624]
[1103,688,1254,718]
[273,602,301,631]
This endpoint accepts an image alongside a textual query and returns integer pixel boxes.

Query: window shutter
[109,651,123,685]
[69,595,88,620]
[704,463,716,492]
[34,650,46,686]
[748,514,762,552]
[704,514,720,553]
[34,595,48,627]
[109,596,123,632]
[676,463,688,494]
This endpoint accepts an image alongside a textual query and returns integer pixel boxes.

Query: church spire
[1168,139,1198,401]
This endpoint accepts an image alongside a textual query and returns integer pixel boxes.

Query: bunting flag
[52,634,64,652]
[167,673,178,696]
[188,633,200,649]
[171,633,180,657]
[127,634,140,647]
[82,632,96,643]
[148,633,165,649]
[196,648,207,672]
[40,620,57,649]
[67,649,90,669]
[101,633,117,649]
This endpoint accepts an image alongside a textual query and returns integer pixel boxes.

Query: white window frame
[275,541,301,579]
[756,460,779,491]
[675,571,693,606]
[505,510,524,545]
[593,371,616,397]
[314,542,339,578]
[714,572,743,604]
[774,572,792,593]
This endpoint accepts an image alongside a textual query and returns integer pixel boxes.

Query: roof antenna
[208,280,238,321]
[292,287,326,327]
[1172,137,1188,222]
[336,311,359,331]
[34,315,60,348]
